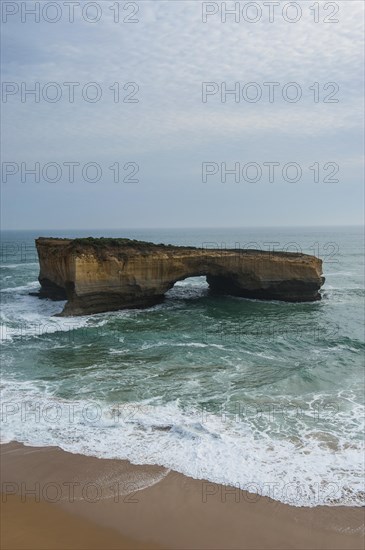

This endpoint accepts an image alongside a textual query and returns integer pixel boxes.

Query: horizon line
[1,224,364,233]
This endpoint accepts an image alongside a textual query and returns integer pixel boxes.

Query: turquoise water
[1,227,364,506]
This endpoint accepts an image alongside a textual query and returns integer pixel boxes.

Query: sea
[0,226,364,507]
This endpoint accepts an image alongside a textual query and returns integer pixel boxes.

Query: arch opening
[165,275,209,301]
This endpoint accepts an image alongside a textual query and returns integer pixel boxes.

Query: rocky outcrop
[34,237,325,316]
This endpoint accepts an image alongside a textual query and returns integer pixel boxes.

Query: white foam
[0,283,108,341]
[1,380,364,508]
[176,342,208,348]
[0,263,39,269]
[325,272,355,276]
[0,281,40,293]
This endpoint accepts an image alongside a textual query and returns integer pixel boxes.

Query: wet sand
[1,442,364,550]
[2,494,160,549]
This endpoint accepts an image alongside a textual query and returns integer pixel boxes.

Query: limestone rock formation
[34,237,325,316]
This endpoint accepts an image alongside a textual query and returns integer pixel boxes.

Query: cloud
[1,0,364,228]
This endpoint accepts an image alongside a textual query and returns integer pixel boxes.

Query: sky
[1,0,364,230]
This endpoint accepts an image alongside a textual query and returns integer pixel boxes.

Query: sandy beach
[1,442,363,550]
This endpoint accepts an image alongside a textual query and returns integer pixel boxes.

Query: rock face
[35,237,325,316]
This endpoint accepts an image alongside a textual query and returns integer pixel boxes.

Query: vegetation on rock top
[71,237,178,248]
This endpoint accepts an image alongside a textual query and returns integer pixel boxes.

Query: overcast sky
[1,0,364,229]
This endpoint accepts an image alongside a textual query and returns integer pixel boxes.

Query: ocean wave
[324,272,355,276]
[0,280,40,293]
[0,262,39,269]
[0,288,109,341]
[1,381,364,508]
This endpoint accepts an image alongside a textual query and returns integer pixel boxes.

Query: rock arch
[34,238,325,316]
